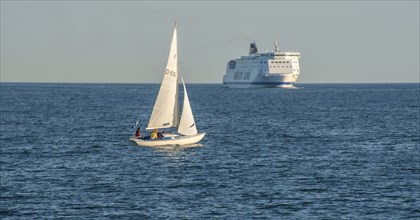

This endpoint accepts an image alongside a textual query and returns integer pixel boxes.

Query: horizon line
[1,81,419,85]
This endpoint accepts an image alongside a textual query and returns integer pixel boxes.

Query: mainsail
[178,77,198,136]
[147,25,179,129]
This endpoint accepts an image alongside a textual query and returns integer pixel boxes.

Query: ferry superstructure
[223,40,301,88]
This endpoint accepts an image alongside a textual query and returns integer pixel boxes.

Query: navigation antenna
[274,37,280,53]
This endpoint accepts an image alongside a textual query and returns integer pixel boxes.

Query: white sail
[178,76,198,136]
[147,25,179,130]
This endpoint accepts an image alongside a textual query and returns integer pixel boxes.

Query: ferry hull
[130,133,206,147]
[223,74,297,88]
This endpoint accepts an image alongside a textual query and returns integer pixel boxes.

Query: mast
[173,20,179,128]
[274,37,280,53]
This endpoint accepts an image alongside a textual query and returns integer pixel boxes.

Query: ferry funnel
[249,41,258,55]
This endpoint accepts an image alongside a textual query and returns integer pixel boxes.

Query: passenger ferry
[223,39,301,88]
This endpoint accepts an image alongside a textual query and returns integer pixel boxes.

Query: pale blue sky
[1,1,419,83]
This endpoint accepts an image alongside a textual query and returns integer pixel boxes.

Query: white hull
[130,133,206,147]
[224,73,297,88]
[224,84,294,89]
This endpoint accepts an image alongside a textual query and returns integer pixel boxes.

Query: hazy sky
[1,1,419,83]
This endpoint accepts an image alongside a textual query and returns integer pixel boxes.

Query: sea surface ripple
[1,83,419,219]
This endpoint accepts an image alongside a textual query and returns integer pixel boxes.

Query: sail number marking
[165,69,177,78]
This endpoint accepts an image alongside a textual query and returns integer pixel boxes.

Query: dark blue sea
[1,83,419,219]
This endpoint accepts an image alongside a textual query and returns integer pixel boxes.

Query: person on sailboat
[157,130,164,139]
[151,129,158,139]
[135,127,141,138]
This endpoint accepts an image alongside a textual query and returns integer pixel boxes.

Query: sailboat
[130,23,206,147]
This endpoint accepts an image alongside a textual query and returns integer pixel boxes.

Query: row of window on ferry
[259,60,298,64]
[269,65,293,68]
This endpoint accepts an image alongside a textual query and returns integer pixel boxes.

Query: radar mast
[274,37,280,53]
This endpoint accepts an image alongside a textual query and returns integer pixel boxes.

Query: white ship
[223,39,301,88]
